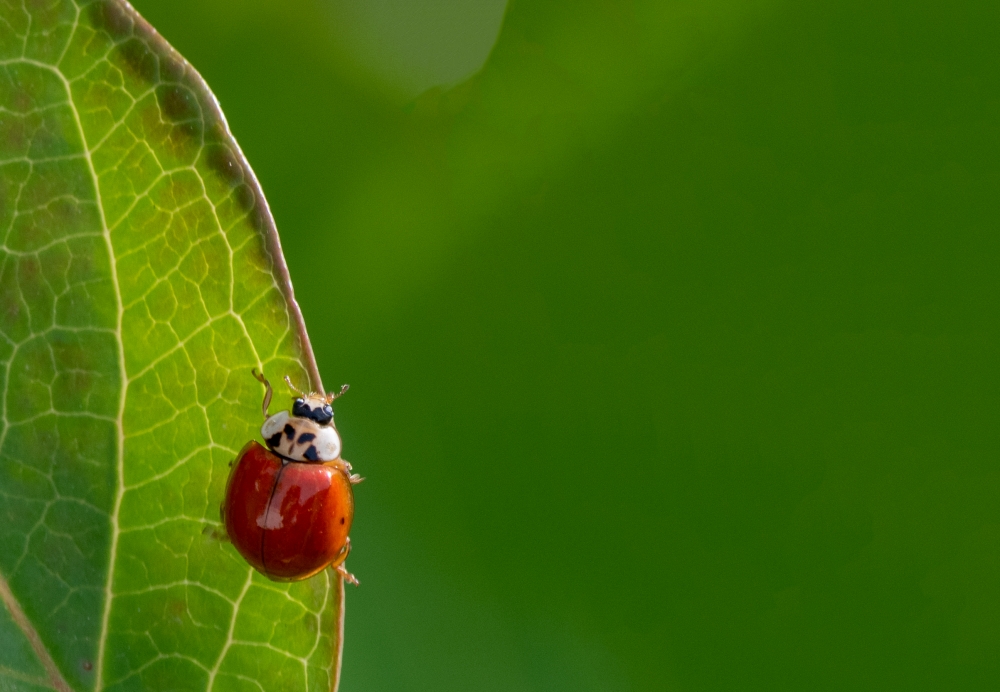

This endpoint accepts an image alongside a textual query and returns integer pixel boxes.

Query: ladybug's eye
[292,399,334,425]
[306,404,333,425]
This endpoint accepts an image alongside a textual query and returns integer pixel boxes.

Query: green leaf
[0,1,344,690]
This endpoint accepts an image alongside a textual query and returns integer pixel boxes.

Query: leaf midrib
[6,41,128,692]
[5,37,128,690]
[16,36,275,692]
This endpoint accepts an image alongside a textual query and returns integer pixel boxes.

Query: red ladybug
[222,370,361,583]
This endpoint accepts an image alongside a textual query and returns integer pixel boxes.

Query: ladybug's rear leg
[206,498,233,542]
[336,565,359,586]
[202,523,230,543]
[330,537,359,586]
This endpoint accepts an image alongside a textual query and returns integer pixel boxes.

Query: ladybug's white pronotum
[261,375,346,462]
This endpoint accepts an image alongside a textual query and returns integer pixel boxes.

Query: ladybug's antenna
[251,369,272,419]
[284,375,306,398]
[325,384,349,403]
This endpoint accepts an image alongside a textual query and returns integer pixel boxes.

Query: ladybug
[222,369,361,583]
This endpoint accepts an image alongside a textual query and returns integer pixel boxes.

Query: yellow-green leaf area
[0,1,342,691]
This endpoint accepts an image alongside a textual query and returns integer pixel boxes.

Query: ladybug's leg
[330,538,359,586]
[202,523,230,543]
[252,368,273,419]
[336,565,359,586]
[339,460,364,484]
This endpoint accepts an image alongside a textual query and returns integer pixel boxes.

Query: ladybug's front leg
[252,368,273,419]
[330,537,359,586]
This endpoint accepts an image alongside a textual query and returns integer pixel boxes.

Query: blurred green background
[130,0,1000,689]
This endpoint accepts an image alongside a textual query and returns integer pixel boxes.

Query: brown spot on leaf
[116,38,159,83]
[89,0,133,40]
[206,144,243,187]
[249,202,268,232]
[0,117,27,155]
[167,599,187,620]
[230,184,266,230]
[177,121,201,140]
[206,119,229,142]
[234,183,255,212]
[157,84,199,123]
[159,53,187,83]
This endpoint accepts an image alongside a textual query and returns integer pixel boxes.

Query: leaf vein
[2,570,100,690]
[206,568,253,691]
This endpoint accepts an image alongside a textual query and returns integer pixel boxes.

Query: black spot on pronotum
[298,433,316,444]
[284,424,295,440]
[90,0,133,40]
[157,84,199,122]
[303,446,319,462]
[340,517,345,525]
[116,38,159,83]
[266,431,282,449]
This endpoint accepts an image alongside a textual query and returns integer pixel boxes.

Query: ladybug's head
[284,376,349,427]
[293,395,334,425]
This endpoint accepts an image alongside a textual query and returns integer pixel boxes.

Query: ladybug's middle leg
[342,460,364,485]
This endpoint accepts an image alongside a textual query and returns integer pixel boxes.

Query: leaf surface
[0,1,344,690]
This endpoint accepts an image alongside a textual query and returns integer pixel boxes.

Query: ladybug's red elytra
[222,369,362,583]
